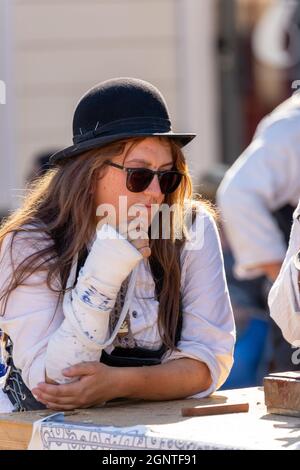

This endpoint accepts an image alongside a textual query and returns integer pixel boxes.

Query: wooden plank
[0,421,32,451]
[0,387,274,451]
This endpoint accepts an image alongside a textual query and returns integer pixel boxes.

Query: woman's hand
[119,203,151,258]
[32,362,123,410]
[128,228,151,258]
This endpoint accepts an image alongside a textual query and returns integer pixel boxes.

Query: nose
[143,174,162,198]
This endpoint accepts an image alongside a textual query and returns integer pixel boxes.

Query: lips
[135,202,159,211]
[136,202,153,208]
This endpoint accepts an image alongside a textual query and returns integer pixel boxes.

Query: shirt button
[132,310,138,318]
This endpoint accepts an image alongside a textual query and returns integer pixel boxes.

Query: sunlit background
[0,0,299,216]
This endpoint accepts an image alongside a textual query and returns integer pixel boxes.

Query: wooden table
[0,387,300,450]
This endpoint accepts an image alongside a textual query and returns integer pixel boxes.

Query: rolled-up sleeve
[162,210,235,398]
[269,202,300,345]
[0,229,63,390]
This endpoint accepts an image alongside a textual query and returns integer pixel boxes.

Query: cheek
[94,170,165,226]
[94,171,131,220]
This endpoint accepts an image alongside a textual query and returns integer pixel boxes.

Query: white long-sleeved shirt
[217,94,300,279]
[268,200,300,346]
[0,205,235,411]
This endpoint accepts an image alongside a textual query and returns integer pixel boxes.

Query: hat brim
[49,132,196,164]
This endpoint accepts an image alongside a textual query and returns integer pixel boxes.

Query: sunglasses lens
[126,168,183,194]
[159,172,183,194]
[127,169,154,192]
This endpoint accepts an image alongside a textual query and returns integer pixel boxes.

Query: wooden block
[264,371,300,417]
[181,402,249,417]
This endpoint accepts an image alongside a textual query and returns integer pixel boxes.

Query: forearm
[33,359,212,410]
[118,358,212,401]
[250,261,282,282]
[245,260,282,282]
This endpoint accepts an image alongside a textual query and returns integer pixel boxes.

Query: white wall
[0,0,16,213]
[176,0,220,187]
[1,0,219,210]
[12,0,180,190]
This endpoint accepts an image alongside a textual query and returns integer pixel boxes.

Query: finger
[62,362,99,377]
[139,246,151,258]
[130,240,151,257]
[34,381,79,397]
[33,390,76,405]
[45,402,79,411]
[46,399,101,411]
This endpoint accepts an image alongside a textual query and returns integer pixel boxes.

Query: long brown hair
[0,137,214,350]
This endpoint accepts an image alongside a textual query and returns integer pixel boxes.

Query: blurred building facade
[0,0,299,214]
[0,0,219,214]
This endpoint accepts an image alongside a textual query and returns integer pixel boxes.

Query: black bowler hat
[50,77,196,164]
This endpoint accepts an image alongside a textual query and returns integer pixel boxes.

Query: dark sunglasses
[105,162,184,194]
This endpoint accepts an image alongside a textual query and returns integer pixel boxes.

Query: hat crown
[73,77,170,138]
[50,77,195,164]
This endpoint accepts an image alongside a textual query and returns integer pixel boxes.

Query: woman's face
[94,137,173,227]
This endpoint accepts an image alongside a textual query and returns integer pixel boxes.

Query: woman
[0,78,235,412]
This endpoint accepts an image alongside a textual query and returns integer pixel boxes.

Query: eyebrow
[125,159,173,168]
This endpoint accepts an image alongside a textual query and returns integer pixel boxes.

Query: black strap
[100,345,165,367]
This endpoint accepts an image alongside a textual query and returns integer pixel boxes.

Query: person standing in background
[217,92,300,373]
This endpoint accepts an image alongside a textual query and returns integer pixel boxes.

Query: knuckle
[81,363,97,376]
